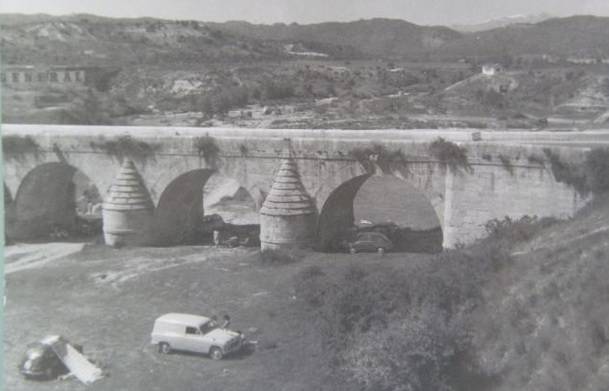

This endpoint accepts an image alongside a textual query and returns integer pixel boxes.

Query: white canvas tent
[44,336,103,385]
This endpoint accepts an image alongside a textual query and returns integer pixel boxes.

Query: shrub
[543,147,609,195]
[527,154,545,167]
[584,148,609,194]
[294,242,512,391]
[484,215,558,244]
[194,135,220,166]
[543,148,588,195]
[262,80,295,100]
[89,136,160,164]
[2,135,41,161]
[498,154,515,176]
[429,138,471,173]
[349,144,409,175]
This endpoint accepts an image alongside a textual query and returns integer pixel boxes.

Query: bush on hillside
[295,241,512,391]
[484,215,558,244]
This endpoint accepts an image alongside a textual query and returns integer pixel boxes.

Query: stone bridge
[3,124,601,249]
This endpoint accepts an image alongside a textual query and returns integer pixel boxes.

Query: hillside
[3,14,609,64]
[211,18,462,58]
[442,15,609,60]
[0,14,286,65]
[471,194,609,391]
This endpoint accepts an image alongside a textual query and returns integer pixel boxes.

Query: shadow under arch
[317,174,443,253]
[9,162,102,241]
[316,174,371,251]
[151,169,215,246]
[151,169,259,246]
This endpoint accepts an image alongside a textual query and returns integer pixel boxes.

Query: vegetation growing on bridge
[428,138,471,173]
[527,154,546,167]
[498,154,515,176]
[239,144,249,157]
[194,134,220,167]
[349,144,409,175]
[543,147,609,196]
[2,135,41,162]
[90,135,161,164]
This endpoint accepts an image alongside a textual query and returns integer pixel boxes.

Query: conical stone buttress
[102,159,154,247]
[259,157,316,251]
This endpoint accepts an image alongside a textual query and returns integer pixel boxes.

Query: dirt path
[4,242,86,274]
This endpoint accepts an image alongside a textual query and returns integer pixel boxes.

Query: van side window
[185,326,199,335]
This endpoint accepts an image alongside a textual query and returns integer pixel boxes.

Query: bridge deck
[3,124,609,148]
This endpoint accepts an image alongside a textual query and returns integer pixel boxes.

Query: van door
[182,327,208,353]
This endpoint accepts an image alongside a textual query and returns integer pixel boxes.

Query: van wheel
[158,342,171,354]
[210,347,223,360]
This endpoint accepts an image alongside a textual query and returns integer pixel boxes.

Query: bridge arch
[316,174,444,253]
[9,162,102,241]
[151,169,260,246]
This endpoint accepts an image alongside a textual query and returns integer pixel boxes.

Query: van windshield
[199,320,218,335]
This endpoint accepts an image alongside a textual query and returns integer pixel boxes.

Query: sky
[1,0,609,26]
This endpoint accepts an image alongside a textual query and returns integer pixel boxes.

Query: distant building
[566,57,598,65]
[1,65,89,85]
[482,63,503,76]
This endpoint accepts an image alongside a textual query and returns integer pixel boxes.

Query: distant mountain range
[209,18,461,57]
[451,13,554,32]
[442,16,609,59]
[2,13,609,64]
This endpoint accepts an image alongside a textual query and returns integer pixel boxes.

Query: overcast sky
[2,0,609,25]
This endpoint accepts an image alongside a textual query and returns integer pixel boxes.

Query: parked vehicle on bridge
[347,231,394,254]
[151,313,244,360]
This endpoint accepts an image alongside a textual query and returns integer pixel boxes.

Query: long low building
[1,65,92,85]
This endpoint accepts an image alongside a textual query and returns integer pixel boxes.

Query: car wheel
[377,247,385,255]
[349,247,357,254]
[210,347,223,360]
[158,342,172,354]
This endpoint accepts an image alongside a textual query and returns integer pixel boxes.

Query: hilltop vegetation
[4,14,609,64]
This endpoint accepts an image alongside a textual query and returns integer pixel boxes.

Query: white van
[150,313,243,360]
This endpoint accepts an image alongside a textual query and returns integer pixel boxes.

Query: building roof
[260,156,315,216]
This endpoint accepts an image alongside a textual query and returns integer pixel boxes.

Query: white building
[482,63,503,76]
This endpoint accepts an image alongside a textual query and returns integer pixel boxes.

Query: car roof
[358,232,390,239]
[155,313,211,326]
[40,335,62,345]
